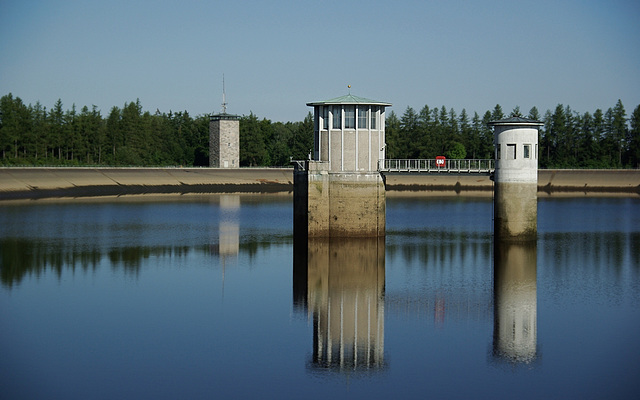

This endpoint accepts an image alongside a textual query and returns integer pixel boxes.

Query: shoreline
[0,167,638,201]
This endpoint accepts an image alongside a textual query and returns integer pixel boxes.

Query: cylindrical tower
[490,117,542,241]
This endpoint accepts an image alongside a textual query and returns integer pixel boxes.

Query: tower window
[322,106,328,130]
[344,106,355,129]
[332,106,341,129]
[358,107,368,129]
[370,106,377,129]
[523,144,531,159]
[507,144,516,159]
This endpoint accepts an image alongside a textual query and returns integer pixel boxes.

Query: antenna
[221,74,228,114]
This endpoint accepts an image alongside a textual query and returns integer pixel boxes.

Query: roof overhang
[488,116,543,127]
[306,93,392,107]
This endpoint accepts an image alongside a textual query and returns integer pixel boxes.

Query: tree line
[386,100,640,168]
[0,93,313,167]
[1,93,638,168]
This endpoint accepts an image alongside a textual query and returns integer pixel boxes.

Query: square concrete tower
[209,113,239,168]
[295,93,392,238]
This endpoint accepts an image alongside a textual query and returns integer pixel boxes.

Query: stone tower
[209,78,239,168]
[209,113,239,168]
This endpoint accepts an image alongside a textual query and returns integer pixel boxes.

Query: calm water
[1,195,639,399]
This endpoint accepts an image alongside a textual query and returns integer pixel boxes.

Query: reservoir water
[1,195,639,399]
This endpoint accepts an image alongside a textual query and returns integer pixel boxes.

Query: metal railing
[291,159,307,171]
[378,159,494,174]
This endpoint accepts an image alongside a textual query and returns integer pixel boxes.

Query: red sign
[436,156,446,167]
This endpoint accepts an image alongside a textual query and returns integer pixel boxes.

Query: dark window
[358,107,367,129]
[371,106,377,129]
[344,106,355,129]
[322,107,328,130]
[332,106,341,129]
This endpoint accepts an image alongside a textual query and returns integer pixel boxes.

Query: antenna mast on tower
[221,74,228,114]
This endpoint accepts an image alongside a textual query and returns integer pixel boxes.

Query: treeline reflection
[386,231,492,266]
[0,234,289,287]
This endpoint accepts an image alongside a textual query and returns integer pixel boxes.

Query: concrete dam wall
[0,167,638,201]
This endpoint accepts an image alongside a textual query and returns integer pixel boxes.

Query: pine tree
[50,99,64,161]
[385,111,401,158]
[491,104,504,121]
[611,99,627,167]
[528,106,541,121]
[627,104,640,168]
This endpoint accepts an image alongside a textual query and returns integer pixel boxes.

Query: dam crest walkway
[378,159,494,175]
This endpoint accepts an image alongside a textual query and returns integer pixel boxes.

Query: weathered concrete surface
[0,167,293,200]
[294,162,385,237]
[538,169,640,194]
[304,172,385,237]
[325,173,385,237]
[494,182,538,241]
[384,173,494,195]
[385,170,640,196]
[0,168,638,200]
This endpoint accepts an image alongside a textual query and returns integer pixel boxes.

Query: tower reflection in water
[493,241,537,364]
[210,195,240,258]
[294,237,386,372]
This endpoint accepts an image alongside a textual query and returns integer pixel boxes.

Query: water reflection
[385,233,493,324]
[493,241,537,364]
[209,195,240,258]
[294,237,386,372]
[0,238,194,286]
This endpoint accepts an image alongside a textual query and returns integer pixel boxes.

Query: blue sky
[1,0,639,122]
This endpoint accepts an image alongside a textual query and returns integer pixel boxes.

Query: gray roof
[489,116,543,126]
[210,112,240,121]
[306,93,392,107]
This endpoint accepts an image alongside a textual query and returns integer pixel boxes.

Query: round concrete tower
[490,117,543,241]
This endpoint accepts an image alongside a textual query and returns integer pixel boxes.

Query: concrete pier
[491,117,543,241]
[294,161,385,238]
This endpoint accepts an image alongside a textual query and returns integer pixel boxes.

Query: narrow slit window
[523,144,531,159]
[507,143,516,159]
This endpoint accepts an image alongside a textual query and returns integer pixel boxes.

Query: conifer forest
[1,93,639,169]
